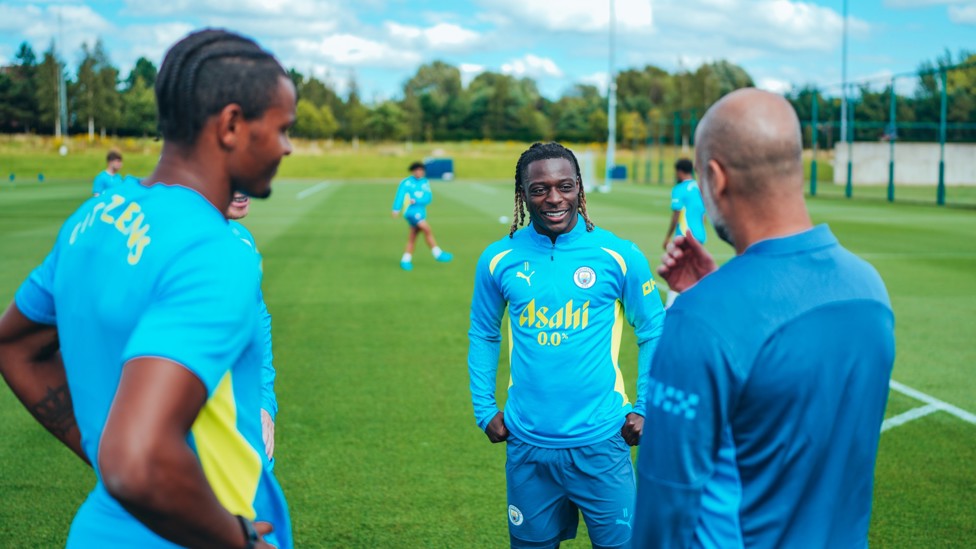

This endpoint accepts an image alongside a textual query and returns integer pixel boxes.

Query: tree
[342,77,368,142]
[34,41,65,135]
[125,57,157,90]
[403,61,464,140]
[73,39,121,139]
[120,76,156,136]
[0,42,39,132]
[292,99,339,139]
[293,98,328,139]
[366,101,408,141]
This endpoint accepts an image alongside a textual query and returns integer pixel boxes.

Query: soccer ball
[499,216,510,224]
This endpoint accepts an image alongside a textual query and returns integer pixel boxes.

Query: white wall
[833,142,976,186]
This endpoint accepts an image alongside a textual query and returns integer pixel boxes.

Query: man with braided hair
[467,142,666,549]
[0,29,294,548]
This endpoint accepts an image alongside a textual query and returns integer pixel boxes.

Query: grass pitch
[0,172,974,547]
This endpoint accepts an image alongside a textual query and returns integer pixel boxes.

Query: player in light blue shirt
[662,158,708,249]
[228,192,278,469]
[661,158,709,307]
[391,161,452,270]
[634,89,895,548]
[468,142,665,549]
[0,29,295,548]
[92,150,124,196]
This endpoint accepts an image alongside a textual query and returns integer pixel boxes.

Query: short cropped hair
[675,158,694,175]
[155,29,287,145]
[106,150,122,162]
[408,161,425,172]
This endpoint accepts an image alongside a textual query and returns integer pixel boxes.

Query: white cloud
[426,23,480,48]
[884,0,971,7]
[501,54,564,79]
[757,77,792,94]
[0,4,113,48]
[291,34,419,68]
[949,4,976,23]
[384,22,480,50]
[480,0,652,33]
[884,0,976,25]
[122,0,338,18]
[459,62,485,87]
[580,71,610,92]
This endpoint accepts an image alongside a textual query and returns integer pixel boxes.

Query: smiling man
[467,142,666,549]
[226,192,278,471]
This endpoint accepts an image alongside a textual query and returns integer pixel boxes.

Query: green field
[1,160,975,546]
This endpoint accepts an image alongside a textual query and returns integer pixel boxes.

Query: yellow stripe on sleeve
[190,372,263,519]
[601,248,627,276]
[610,300,631,407]
[489,249,514,276]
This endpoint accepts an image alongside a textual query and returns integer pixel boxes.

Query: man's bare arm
[99,357,276,548]
[0,303,88,465]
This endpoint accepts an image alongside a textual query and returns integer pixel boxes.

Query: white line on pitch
[890,379,976,425]
[297,182,329,200]
[471,183,499,194]
[881,404,939,432]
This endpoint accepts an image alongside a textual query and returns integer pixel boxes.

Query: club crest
[574,266,596,289]
[508,505,524,526]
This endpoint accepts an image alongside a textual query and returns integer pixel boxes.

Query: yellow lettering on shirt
[100,194,126,223]
[69,194,152,265]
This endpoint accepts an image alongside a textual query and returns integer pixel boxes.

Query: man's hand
[662,238,671,251]
[621,413,644,446]
[261,409,275,460]
[255,521,277,549]
[484,411,509,443]
[657,235,718,293]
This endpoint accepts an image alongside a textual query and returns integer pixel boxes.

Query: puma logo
[516,271,536,286]
[616,508,632,529]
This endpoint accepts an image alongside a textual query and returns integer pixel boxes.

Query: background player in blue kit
[227,191,278,468]
[634,89,895,548]
[92,150,124,196]
[391,161,452,270]
[468,142,666,549]
[661,158,709,307]
[661,158,708,251]
[0,29,295,548]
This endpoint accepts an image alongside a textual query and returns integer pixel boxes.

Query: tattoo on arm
[30,384,78,440]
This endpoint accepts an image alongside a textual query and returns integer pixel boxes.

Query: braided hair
[509,142,594,238]
[155,29,288,144]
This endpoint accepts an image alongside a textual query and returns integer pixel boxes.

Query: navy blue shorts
[505,432,635,549]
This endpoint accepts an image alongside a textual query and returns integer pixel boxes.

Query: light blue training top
[468,216,666,448]
[16,183,292,548]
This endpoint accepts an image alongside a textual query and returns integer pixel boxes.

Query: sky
[0,0,973,101]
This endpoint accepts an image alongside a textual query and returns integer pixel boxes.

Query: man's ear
[216,103,245,150]
[708,158,728,199]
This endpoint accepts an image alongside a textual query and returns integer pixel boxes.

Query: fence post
[888,77,897,202]
[657,120,664,184]
[644,135,651,184]
[673,111,682,156]
[845,83,854,199]
[811,89,819,197]
[937,68,947,206]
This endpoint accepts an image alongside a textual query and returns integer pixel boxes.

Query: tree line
[0,39,973,145]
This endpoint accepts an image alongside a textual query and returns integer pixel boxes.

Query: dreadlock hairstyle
[155,29,288,145]
[509,142,594,238]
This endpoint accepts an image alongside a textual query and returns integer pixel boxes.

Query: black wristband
[236,515,259,549]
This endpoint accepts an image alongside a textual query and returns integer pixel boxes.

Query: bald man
[633,89,895,548]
